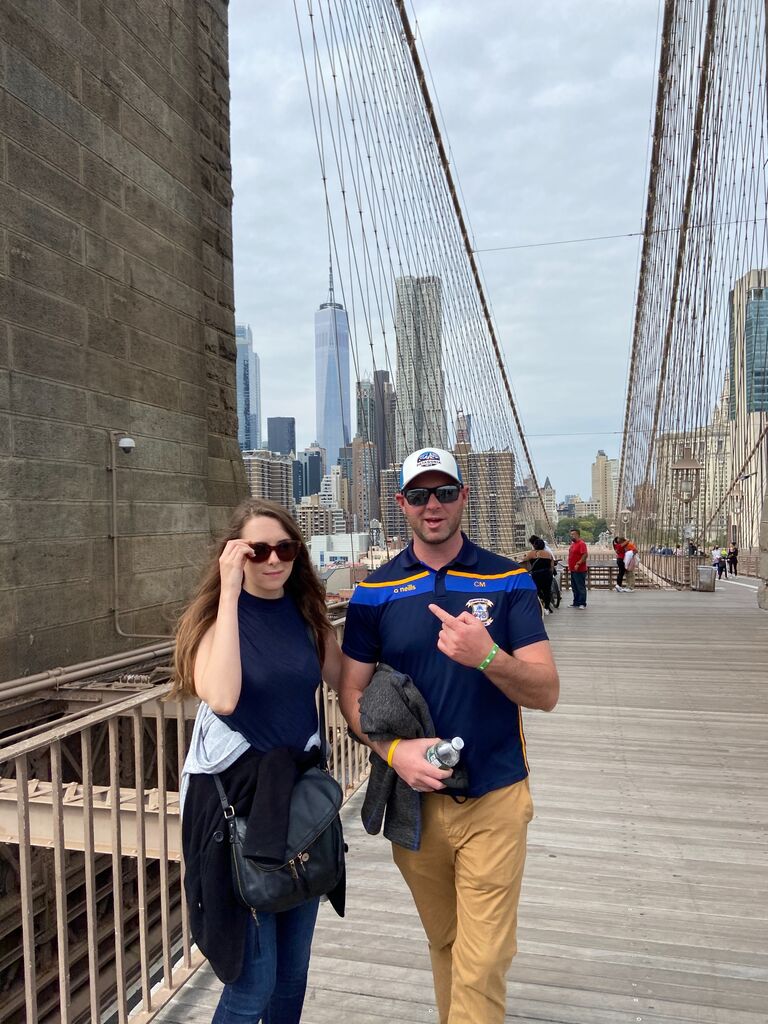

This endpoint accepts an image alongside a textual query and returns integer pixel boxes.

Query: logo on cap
[416,450,441,468]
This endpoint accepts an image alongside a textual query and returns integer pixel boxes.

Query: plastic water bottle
[425,737,464,769]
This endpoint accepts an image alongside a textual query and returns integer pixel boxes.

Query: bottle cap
[451,737,464,751]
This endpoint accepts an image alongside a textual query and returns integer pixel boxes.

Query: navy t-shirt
[218,590,320,753]
[342,535,548,797]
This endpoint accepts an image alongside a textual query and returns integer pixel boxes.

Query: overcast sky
[228,0,662,500]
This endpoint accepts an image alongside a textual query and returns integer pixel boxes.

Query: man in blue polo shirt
[340,447,560,1024]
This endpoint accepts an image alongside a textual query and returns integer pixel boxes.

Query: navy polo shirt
[342,534,548,797]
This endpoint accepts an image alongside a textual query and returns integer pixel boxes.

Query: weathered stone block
[121,103,197,192]
[82,151,123,207]
[11,371,88,423]
[123,567,184,611]
[9,459,94,502]
[129,399,206,445]
[131,531,210,573]
[16,579,110,630]
[87,390,132,430]
[123,181,198,255]
[12,418,104,464]
[0,4,79,95]
[13,500,110,539]
[9,233,105,313]
[28,0,105,78]
[174,248,204,290]
[179,381,207,415]
[0,181,83,259]
[129,469,205,504]
[11,328,86,387]
[0,416,12,457]
[81,69,121,131]
[0,369,8,411]
[7,143,104,226]
[117,500,208,537]
[10,539,95,587]
[129,329,204,384]
[0,275,87,344]
[106,282,179,342]
[88,312,128,359]
[19,620,97,671]
[179,443,207,477]
[125,255,202,317]
[86,232,123,282]
[0,85,82,175]
[0,500,11,539]
[0,590,16,639]
[103,127,197,223]
[112,434,180,474]
[103,205,176,275]
[5,49,102,153]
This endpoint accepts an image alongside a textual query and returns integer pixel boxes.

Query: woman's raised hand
[218,539,253,597]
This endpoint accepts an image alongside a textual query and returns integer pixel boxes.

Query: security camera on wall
[117,436,136,454]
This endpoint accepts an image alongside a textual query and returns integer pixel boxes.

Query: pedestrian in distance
[523,535,555,614]
[622,538,638,591]
[568,527,588,608]
[612,535,627,590]
[716,550,728,580]
[339,447,560,1024]
[727,542,739,576]
[171,498,344,1024]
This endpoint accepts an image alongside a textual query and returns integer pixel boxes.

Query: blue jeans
[212,899,320,1024]
[571,571,587,606]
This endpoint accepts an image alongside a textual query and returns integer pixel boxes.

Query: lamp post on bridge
[671,446,703,585]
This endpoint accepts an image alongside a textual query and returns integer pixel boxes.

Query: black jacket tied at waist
[182,745,345,984]
[358,664,468,852]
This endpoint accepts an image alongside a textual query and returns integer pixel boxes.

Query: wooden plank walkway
[154,583,768,1023]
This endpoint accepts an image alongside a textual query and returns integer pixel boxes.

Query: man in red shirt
[568,528,588,608]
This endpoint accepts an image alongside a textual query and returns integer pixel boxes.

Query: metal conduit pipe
[0,641,175,692]
[0,645,174,700]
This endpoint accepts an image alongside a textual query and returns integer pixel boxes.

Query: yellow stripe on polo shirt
[446,568,528,581]
[357,570,431,589]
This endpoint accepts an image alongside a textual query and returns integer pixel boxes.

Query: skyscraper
[373,369,397,473]
[236,324,261,451]
[356,378,376,444]
[591,449,618,519]
[297,445,324,497]
[267,417,296,456]
[315,269,351,470]
[395,275,445,461]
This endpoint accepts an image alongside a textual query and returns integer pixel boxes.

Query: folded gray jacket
[358,663,468,851]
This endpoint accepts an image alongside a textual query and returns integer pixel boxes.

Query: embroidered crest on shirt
[465,598,494,626]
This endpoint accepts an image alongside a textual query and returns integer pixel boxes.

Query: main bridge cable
[617,0,767,553]
[296,0,555,548]
[391,0,553,536]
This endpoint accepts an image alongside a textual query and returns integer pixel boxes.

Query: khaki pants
[392,780,533,1024]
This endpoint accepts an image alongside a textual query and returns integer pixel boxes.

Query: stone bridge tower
[0,0,247,676]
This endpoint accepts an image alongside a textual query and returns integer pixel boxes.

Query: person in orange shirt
[616,537,638,592]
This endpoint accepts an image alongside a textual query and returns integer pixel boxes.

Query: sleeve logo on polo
[465,598,494,626]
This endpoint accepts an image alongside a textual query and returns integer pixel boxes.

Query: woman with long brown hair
[173,497,342,1024]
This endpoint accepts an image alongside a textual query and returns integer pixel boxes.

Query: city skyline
[229,2,662,499]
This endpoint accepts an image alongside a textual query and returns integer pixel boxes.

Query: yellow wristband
[386,738,402,767]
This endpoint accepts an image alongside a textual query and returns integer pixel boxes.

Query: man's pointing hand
[428,603,496,669]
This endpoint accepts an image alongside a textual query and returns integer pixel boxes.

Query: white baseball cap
[400,448,463,490]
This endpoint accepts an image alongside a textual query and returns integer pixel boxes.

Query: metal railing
[0,620,368,1023]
